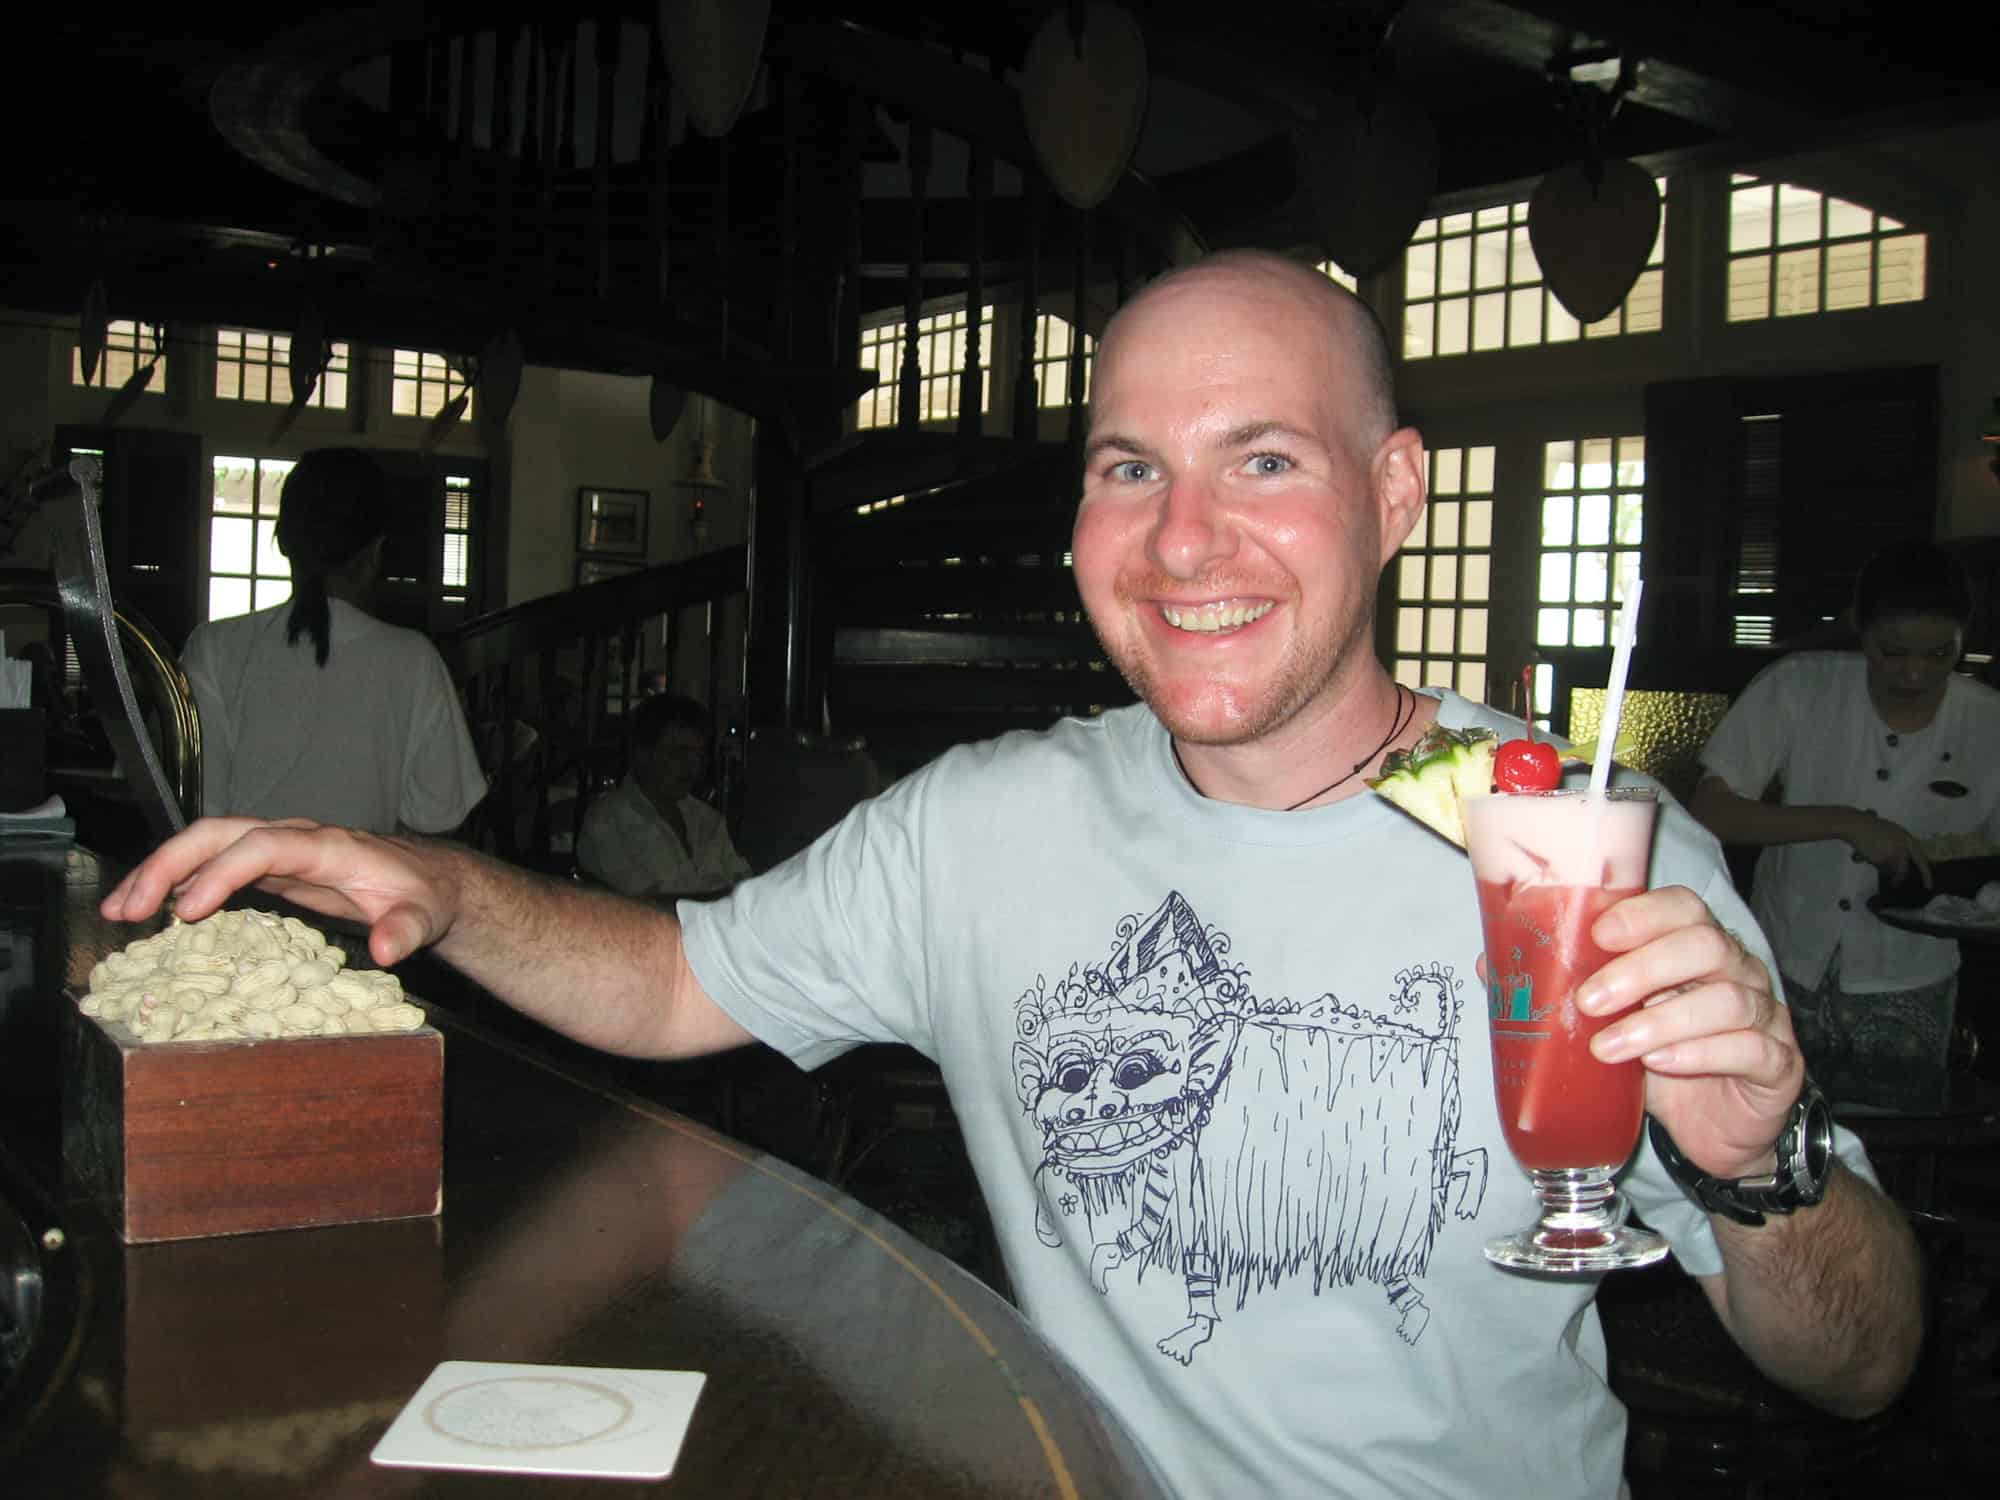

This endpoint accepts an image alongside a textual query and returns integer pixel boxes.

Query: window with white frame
[856,309,990,430]
[1315,260,1359,292]
[1725,175,1925,322]
[391,349,473,419]
[1393,445,1494,702]
[215,329,351,409]
[1032,313,1094,408]
[71,320,167,392]
[1403,188,1666,360]
[207,456,297,622]
[1537,436,1644,653]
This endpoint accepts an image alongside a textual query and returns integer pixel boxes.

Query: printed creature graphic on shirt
[1014,892,1488,1365]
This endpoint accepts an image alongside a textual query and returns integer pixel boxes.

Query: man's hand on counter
[101,817,459,969]
[100,816,755,1062]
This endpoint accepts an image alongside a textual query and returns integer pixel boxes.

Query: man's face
[636,727,706,808]
[1071,265,1422,748]
[1861,611,1962,717]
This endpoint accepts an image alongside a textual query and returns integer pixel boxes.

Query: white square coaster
[371,1361,707,1481]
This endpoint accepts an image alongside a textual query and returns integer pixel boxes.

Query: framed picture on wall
[576,486,649,556]
[575,556,643,588]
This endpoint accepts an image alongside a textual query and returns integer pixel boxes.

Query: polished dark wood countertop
[0,847,1165,1498]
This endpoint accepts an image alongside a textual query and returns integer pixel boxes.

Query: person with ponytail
[181,448,487,834]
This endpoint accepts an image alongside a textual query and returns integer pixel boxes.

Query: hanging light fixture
[1526,53,1660,326]
[79,279,109,388]
[659,0,770,139]
[477,329,524,435]
[649,378,688,444]
[675,395,726,545]
[1296,85,1439,279]
[1019,2,1148,211]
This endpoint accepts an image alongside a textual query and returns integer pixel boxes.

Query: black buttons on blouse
[1876,768,1890,781]
[1838,898,1853,911]
[1887,734,1900,747]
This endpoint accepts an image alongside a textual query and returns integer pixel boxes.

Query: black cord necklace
[1172,683,1417,811]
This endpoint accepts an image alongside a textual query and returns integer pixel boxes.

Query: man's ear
[1373,427,1427,566]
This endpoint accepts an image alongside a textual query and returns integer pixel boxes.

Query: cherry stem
[1520,663,1536,742]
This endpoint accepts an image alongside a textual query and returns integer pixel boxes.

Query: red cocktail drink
[1475,878,1645,1170]
[1464,786,1666,1273]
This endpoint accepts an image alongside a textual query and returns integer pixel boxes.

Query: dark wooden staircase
[804,437,1135,780]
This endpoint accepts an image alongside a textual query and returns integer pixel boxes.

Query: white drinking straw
[1587,578,1643,801]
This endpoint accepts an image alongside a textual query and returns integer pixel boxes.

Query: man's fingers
[371,903,436,968]
[1594,974,1787,1067]
[101,817,269,921]
[1579,915,1756,1018]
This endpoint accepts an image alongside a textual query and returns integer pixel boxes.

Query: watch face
[1802,1099,1834,1183]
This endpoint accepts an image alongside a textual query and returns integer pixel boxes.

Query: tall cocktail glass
[1463,786,1669,1273]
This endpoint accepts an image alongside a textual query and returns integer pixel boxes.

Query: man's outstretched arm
[101,817,754,1061]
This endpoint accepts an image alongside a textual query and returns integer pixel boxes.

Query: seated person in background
[181,449,487,836]
[1692,540,2000,1111]
[577,692,750,902]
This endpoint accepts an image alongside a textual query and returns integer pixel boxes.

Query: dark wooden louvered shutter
[1643,366,1937,652]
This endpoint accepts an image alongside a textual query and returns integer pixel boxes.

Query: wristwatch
[1646,1078,1834,1227]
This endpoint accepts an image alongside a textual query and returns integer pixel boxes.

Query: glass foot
[1483,1166,1670,1275]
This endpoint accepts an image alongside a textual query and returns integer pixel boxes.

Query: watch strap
[1648,1081,1832,1228]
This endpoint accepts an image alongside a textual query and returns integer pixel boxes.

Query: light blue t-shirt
[682,690,1873,1500]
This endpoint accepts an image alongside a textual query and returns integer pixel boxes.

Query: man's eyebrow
[1082,432,1153,466]
[1220,420,1318,450]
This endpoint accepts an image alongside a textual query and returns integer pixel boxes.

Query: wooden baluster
[836,90,866,378]
[582,631,607,790]
[958,123,990,441]
[898,119,931,432]
[492,24,518,274]
[427,35,450,137]
[448,29,477,217]
[713,126,732,356]
[592,13,619,300]
[775,65,801,361]
[1118,221,1140,307]
[537,647,563,857]
[1067,205,1092,449]
[495,662,518,858]
[1013,171,1045,441]
[519,27,541,167]
[647,23,672,305]
[541,23,566,291]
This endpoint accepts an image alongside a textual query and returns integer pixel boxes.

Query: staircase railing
[436,546,747,869]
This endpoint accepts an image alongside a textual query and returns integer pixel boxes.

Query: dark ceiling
[5,1,1991,391]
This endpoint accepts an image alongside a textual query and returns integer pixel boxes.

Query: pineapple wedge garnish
[1366,726,1497,848]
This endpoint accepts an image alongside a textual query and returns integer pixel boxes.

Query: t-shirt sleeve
[678,773,933,1071]
[1696,661,1794,798]
[397,644,489,833]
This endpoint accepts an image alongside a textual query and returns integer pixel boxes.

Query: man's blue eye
[1247,454,1291,476]
[1112,460,1153,482]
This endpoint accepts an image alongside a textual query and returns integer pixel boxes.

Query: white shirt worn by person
[1699,651,2000,993]
[577,776,752,899]
[679,690,1879,1500]
[182,598,487,835]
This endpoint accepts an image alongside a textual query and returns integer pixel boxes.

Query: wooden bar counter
[0,847,1166,1498]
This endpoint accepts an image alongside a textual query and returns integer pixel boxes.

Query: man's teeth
[1161,601,1274,634]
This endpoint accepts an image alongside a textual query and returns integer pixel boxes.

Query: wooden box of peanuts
[62,908,443,1243]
